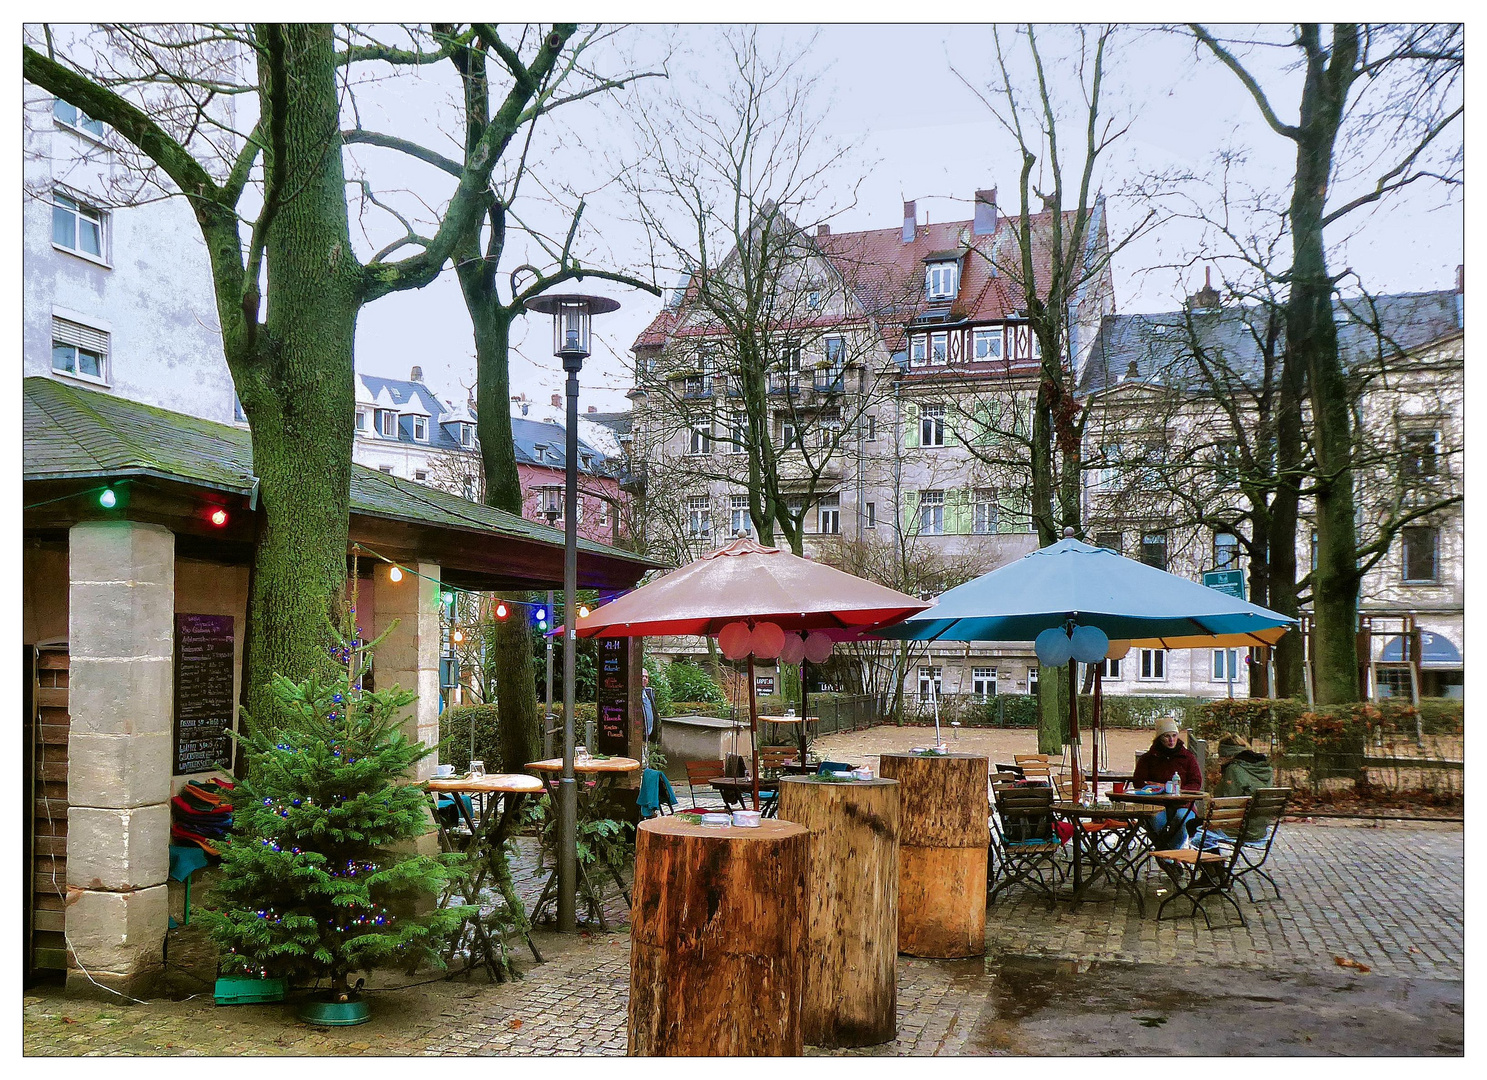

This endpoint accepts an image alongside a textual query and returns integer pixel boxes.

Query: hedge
[666,661,726,703]
[437,703,499,773]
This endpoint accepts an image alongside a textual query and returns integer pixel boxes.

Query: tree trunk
[1286,24,1362,705]
[239,24,362,721]
[1269,318,1307,699]
[877,752,989,959]
[1036,666,1067,754]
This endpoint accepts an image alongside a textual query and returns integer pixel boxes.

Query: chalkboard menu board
[596,637,630,756]
[174,614,235,774]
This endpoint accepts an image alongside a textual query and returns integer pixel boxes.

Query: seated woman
[1132,718,1204,848]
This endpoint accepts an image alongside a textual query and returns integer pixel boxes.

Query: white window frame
[51,190,108,264]
[818,494,840,536]
[688,421,713,456]
[972,488,997,534]
[53,98,105,138]
[780,419,797,448]
[1140,530,1168,572]
[378,409,398,438]
[414,469,428,482]
[411,415,428,442]
[918,666,943,702]
[865,501,877,529]
[930,331,948,365]
[1213,531,1240,571]
[972,667,997,701]
[687,495,712,538]
[973,327,1004,361]
[921,404,946,447]
[460,422,475,447]
[355,408,369,432]
[926,261,958,299]
[50,315,110,386]
[865,414,877,441]
[1211,649,1240,682]
[1027,667,1039,693]
[1139,649,1167,681]
[378,465,395,475]
[920,490,945,535]
[596,500,611,527]
[1100,657,1122,679]
[730,411,747,453]
[730,494,752,537]
[1401,526,1439,584]
[910,334,927,365]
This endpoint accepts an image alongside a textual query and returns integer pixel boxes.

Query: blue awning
[1379,632,1462,668]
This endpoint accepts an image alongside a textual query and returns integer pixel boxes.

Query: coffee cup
[435,764,455,778]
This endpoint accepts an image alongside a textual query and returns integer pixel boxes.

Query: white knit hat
[1155,718,1181,737]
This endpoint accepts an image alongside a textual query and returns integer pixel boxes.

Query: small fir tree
[203,661,469,998]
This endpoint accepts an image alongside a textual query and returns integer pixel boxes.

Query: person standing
[1133,718,1204,848]
[641,668,659,744]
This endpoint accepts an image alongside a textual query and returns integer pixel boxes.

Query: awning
[1379,631,1462,669]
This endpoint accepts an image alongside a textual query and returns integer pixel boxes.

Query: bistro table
[1051,801,1161,914]
[525,756,641,930]
[758,713,819,752]
[426,773,546,979]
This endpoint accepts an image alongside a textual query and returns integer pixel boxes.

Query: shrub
[438,703,500,773]
[666,661,725,703]
[1194,697,1309,743]
[1417,697,1464,736]
[664,701,732,719]
[643,656,673,715]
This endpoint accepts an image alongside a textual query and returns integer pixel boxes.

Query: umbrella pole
[748,654,760,811]
[1067,660,1083,802]
[1092,667,1102,797]
[799,652,810,765]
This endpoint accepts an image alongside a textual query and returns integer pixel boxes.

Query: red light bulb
[210,508,228,527]
[495,602,508,620]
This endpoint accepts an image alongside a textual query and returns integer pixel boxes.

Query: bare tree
[1191,22,1462,703]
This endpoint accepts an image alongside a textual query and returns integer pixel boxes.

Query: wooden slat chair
[1147,796,1255,929]
[988,783,1064,910]
[1014,753,1066,801]
[1198,787,1293,902]
[752,746,799,816]
[682,760,731,813]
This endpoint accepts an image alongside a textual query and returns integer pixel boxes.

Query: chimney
[1456,264,1464,293]
[1125,359,1141,382]
[1187,266,1222,310]
[817,223,830,238]
[551,392,561,408]
[587,405,597,413]
[902,200,917,244]
[973,188,998,236]
[409,365,423,382]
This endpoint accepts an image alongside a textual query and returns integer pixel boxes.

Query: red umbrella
[575,537,931,807]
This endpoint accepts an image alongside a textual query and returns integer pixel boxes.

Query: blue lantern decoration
[1034,627,1073,667]
[1069,625,1111,665]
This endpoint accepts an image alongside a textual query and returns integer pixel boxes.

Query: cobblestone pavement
[23,817,1462,1056]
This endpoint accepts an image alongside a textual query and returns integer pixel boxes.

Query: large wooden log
[778,776,899,1048]
[878,752,990,958]
[628,817,809,1056]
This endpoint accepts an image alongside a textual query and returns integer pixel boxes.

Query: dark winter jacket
[1133,740,1204,793]
[1215,750,1276,842]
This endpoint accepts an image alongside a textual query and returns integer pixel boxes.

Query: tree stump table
[777,776,900,1048]
[628,817,809,1056]
[878,752,990,958]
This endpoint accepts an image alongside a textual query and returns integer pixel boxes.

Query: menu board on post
[596,637,630,756]
[174,614,235,774]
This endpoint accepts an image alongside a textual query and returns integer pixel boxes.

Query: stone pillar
[66,521,174,998]
[372,560,441,782]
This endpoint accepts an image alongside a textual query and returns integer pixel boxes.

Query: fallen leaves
[508,1019,523,1031]
[1334,956,1372,974]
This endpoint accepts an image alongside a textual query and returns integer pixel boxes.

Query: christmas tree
[202,659,469,999]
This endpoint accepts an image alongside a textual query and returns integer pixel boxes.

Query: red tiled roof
[630,207,1082,354]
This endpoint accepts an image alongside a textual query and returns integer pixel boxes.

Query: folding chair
[682,760,731,813]
[1014,753,1066,800]
[1200,787,1292,902]
[988,783,1065,910]
[753,746,798,815]
[1148,796,1254,929]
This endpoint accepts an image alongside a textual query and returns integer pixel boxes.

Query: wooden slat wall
[31,648,69,973]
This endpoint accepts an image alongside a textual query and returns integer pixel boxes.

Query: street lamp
[524,292,620,934]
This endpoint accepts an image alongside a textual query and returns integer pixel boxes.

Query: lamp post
[524,292,620,933]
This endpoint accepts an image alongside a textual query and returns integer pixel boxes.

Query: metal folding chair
[989,783,1065,909]
[1201,786,1292,902]
[1147,796,1255,929]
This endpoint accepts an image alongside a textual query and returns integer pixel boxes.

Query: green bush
[643,656,673,715]
[1081,694,1206,730]
[547,701,598,725]
[666,661,725,703]
[438,703,500,772]
[664,701,732,719]
[1417,697,1464,736]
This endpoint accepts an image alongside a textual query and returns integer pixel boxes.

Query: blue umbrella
[877,535,1296,798]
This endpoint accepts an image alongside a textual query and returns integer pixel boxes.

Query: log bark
[878,752,990,958]
[777,777,899,1048]
[628,818,809,1056]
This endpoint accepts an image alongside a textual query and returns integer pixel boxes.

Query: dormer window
[460,422,475,447]
[580,453,593,470]
[378,409,398,438]
[355,408,369,432]
[412,415,428,441]
[926,261,958,300]
[534,443,547,463]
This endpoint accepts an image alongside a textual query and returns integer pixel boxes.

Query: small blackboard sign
[596,637,630,756]
[174,613,235,774]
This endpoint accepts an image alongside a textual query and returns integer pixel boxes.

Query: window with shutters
[51,191,107,262]
[50,316,110,384]
[972,488,998,534]
[921,404,946,447]
[920,490,945,535]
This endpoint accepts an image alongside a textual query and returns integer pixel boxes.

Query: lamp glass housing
[554,299,592,359]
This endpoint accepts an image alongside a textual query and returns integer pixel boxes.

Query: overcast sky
[347,22,1464,413]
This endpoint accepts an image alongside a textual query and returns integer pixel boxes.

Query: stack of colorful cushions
[170,777,234,856]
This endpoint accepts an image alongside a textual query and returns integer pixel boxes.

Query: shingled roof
[22,377,658,580]
[1080,290,1464,396]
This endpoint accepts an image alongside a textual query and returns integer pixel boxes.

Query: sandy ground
[812,723,1159,776]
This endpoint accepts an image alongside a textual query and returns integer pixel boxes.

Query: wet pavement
[23,816,1464,1057]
